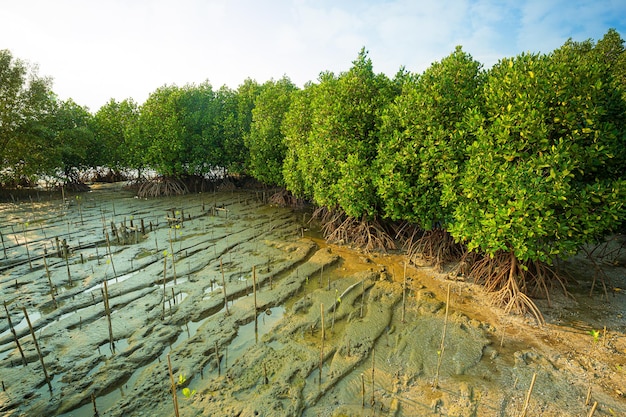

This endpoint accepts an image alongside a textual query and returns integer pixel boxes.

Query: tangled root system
[406,228,465,271]
[466,251,568,325]
[313,207,396,252]
[62,181,91,192]
[137,177,189,198]
[268,189,304,208]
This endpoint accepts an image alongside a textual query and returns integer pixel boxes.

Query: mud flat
[0,183,625,416]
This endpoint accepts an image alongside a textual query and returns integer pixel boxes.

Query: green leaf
[182,387,196,398]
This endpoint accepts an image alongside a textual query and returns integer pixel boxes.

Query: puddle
[203,306,286,375]
[0,309,41,340]
[97,338,129,355]
[202,282,223,299]
[173,291,188,305]
[165,277,188,288]
[82,270,140,294]
[39,305,98,335]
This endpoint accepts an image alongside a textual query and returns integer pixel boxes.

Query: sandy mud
[0,183,625,416]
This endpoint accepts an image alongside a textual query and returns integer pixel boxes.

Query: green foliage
[92,98,140,172]
[177,373,196,399]
[291,49,396,218]
[178,82,220,176]
[443,39,626,263]
[214,86,244,174]
[139,85,185,177]
[246,77,297,185]
[0,49,56,185]
[139,82,223,178]
[235,78,263,173]
[46,99,95,182]
[594,28,626,92]
[376,46,484,229]
[282,82,317,198]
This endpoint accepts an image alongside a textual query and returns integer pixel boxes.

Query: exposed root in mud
[583,235,626,266]
[465,251,568,325]
[137,176,189,197]
[579,237,626,300]
[216,178,237,191]
[312,207,396,252]
[268,189,304,208]
[403,227,465,271]
[61,181,91,192]
[122,176,148,191]
[81,168,130,183]
[185,174,218,193]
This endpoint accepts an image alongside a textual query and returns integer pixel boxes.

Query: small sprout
[177,373,196,398]
[182,387,196,398]
[163,250,168,257]
[590,329,601,343]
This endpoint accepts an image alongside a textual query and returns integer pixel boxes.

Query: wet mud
[0,183,625,416]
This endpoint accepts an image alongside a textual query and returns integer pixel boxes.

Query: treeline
[2,30,625,319]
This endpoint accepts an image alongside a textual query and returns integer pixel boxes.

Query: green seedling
[177,373,196,399]
[182,387,196,399]
[590,329,601,343]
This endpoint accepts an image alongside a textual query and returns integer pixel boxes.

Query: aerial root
[137,176,189,198]
[268,189,304,208]
[405,228,464,271]
[312,207,396,252]
[465,251,568,325]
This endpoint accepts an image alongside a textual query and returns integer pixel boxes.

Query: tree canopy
[0,49,56,185]
[443,42,626,264]
[288,49,396,218]
[376,46,484,229]
[246,77,297,186]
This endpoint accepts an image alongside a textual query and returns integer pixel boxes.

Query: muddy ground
[0,183,625,416]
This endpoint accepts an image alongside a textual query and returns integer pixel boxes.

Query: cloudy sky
[2,0,625,111]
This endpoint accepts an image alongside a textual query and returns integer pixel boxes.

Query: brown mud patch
[0,183,624,416]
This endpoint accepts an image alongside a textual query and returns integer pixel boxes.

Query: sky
[2,0,625,112]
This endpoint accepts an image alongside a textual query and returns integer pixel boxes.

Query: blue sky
[1,0,625,111]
